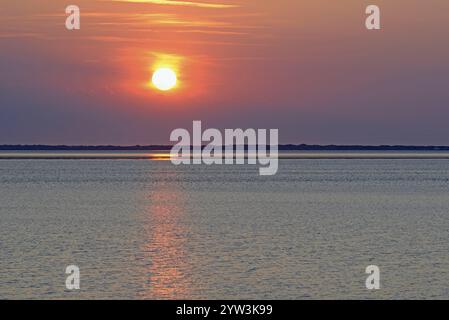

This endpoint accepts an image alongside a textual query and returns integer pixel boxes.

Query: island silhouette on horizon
[1,145,449,151]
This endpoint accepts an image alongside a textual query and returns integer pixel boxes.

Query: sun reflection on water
[138,175,192,299]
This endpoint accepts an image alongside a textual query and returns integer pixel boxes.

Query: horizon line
[1,144,449,151]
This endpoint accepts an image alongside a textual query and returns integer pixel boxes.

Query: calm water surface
[1,153,449,299]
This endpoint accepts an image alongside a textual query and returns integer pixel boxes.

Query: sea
[1,151,449,299]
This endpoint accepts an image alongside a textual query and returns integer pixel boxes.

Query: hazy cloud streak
[109,0,238,9]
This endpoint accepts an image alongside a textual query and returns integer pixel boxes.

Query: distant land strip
[1,145,449,151]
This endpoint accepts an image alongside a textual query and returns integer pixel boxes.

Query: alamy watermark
[65,265,80,290]
[65,5,80,30]
[170,121,279,176]
[365,265,381,290]
[366,5,381,30]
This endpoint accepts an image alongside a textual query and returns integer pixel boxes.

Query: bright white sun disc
[152,68,177,91]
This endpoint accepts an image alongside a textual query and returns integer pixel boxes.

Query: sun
[152,68,177,91]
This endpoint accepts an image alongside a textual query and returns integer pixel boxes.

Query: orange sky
[1,0,449,144]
